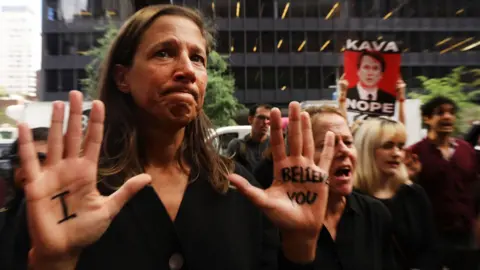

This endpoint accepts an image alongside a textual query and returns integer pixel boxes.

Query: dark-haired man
[227,104,271,172]
[346,51,396,116]
[409,96,478,270]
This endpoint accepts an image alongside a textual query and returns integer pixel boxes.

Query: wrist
[281,231,318,264]
[29,248,79,270]
[398,98,405,102]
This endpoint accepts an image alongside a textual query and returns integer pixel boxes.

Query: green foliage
[408,66,480,134]
[80,21,119,99]
[203,51,245,127]
[0,86,8,97]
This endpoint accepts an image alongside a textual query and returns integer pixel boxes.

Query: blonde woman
[354,118,439,270]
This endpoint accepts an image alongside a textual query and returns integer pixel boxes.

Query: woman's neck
[141,124,186,168]
[326,192,346,217]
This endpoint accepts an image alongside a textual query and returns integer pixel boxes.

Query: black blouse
[376,184,439,270]
[314,191,398,270]
[11,164,313,270]
[254,158,399,270]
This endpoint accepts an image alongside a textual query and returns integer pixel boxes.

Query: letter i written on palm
[17,91,151,259]
[229,101,334,238]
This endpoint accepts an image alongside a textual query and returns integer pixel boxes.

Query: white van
[210,125,251,156]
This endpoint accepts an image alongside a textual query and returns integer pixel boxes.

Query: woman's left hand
[229,101,334,263]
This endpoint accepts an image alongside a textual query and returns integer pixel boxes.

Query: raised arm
[18,91,151,270]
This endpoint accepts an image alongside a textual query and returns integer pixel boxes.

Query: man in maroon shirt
[409,96,478,270]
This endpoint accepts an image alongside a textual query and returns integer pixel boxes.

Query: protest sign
[343,39,401,117]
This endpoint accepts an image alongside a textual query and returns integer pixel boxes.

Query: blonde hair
[353,118,409,195]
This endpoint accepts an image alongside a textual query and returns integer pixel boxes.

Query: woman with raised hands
[13,4,335,270]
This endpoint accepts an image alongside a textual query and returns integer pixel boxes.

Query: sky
[0,0,42,70]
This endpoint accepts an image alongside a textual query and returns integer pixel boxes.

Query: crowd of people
[0,4,478,270]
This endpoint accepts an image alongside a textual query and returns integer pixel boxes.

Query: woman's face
[116,15,208,127]
[374,132,406,177]
[312,114,357,197]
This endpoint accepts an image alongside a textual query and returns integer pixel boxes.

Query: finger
[270,108,286,162]
[301,112,314,160]
[83,101,105,163]
[46,101,65,166]
[228,173,269,208]
[17,124,41,184]
[64,91,84,158]
[105,173,152,218]
[317,131,335,172]
[287,102,302,157]
[340,73,345,80]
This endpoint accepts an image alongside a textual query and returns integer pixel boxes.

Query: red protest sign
[343,39,401,117]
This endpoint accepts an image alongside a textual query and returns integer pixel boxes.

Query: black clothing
[11,163,314,270]
[346,87,396,116]
[254,158,398,269]
[227,134,270,172]
[254,158,275,189]
[376,184,439,270]
[314,191,398,270]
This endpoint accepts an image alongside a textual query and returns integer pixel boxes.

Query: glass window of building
[277,0,290,19]
[60,70,74,92]
[276,31,289,53]
[45,70,58,92]
[260,0,274,18]
[46,33,59,55]
[292,32,306,53]
[247,67,261,89]
[307,67,321,89]
[262,67,275,89]
[261,32,274,53]
[216,31,230,54]
[245,0,259,17]
[231,67,245,90]
[278,67,291,90]
[246,32,259,53]
[293,67,307,89]
[60,33,76,55]
[76,33,91,55]
[231,31,245,53]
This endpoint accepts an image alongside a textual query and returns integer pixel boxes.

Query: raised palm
[18,91,151,259]
[229,102,334,238]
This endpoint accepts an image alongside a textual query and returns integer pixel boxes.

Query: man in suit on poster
[346,50,396,110]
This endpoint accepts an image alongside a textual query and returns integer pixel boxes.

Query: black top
[375,184,439,270]
[10,164,313,270]
[227,134,270,173]
[315,191,398,270]
[253,158,398,270]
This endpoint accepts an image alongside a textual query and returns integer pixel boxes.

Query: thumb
[228,173,269,209]
[105,173,152,219]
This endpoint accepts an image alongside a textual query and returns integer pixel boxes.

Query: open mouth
[334,166,352,179]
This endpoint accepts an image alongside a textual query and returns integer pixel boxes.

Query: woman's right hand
[18,91,151,268]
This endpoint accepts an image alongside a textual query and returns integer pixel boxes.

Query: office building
[0,5,37,95]
[41,0,480,107]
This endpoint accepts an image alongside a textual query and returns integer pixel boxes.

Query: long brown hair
[96,4,233,194]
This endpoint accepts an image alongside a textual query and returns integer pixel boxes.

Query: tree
[204,51,245,127]
[408,66,480,134]
[82,24,244,127]
[80,21,119,99]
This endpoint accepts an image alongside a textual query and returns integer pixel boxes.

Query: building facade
[41,0,480,107]
[0,5,37,95]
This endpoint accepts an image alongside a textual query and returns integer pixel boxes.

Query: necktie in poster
[343,39,401,117]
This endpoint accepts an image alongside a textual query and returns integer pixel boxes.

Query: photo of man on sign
[344,39,401,117]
